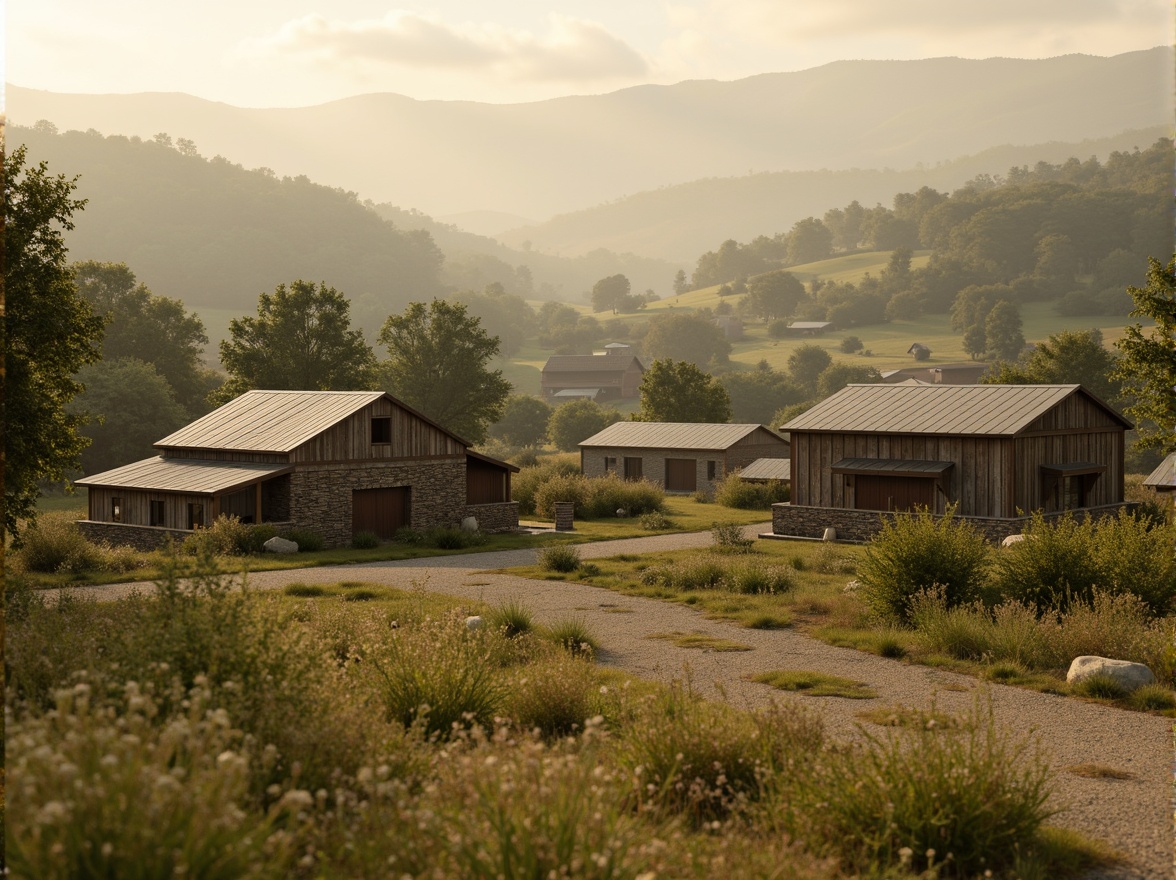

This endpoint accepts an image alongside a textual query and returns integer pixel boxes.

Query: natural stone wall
[464,502,519,533]
[290,459,467,548]
[77,520,191,551]
[770,502,1136,544]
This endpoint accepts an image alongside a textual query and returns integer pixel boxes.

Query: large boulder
[264,535,299,554]
[1066,656,1156,692]
[461,516,479,533]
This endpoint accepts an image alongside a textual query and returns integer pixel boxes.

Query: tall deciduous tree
[984,300,1025,362]
[744,270,807,321]
[591,274,631,314]
[219,280,376,399]
[547,398,621,452]
[637,359,731,423]
[4,145,105,538]
[983,329,1120,403]
[787,344,833,394]
[1113,255,1176,453]
[379,299,511,444]
[489,395,552,448]
[642,313,731,368]
[73,260,211,415]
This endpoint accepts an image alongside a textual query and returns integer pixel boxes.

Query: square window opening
[150,500,165,527]
[371,417,392,444]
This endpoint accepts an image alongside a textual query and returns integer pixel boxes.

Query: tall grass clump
[372,616,506,738]
[857,506,990,624]
[711,521,754,551]
[487,599,536,638]
[910,588,1049,667]
[714,475,789,509]
[505,651,600,737]
[12,512,146,574]
[538,544,581,573]
[279,527,325,552]
[183,514,277,556]
[547,617,600,656]
[512,455,582,516]
[1039,590,1176,681]
[994,511,1176,615]
[582,474,665,518]
[785,698,1053,877]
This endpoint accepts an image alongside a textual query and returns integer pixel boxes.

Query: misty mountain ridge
[9,47,1170,220]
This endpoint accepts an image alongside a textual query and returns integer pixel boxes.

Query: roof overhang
[1040,462,1107,477]
[832,458,954,477]
[467,449,521,473]
[76,457,293,495]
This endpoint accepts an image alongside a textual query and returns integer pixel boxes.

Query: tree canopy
[1113,255,1176,453]
[744,270,807,321]
[547,398,621,452]
[637,359,731,423]
[591,274,632,314]
[983,328,1121,403]
[488,394,552,448]
[787,344,833,394]
[219,280,376,401]
[641,312,731,368]
[4,145,105,538]
[379,299,512,444]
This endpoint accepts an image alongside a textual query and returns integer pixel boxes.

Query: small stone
[843,579,860,593]
[461,516,479,533]
[616,508,628,518]
[1066,655,1156,692]
[465,615,484,631]
[264,536,299,554]
[1001,534,1027,547]
[822,526,837,542]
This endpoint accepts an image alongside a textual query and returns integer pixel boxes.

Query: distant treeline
[12,122,445,314]
[688,138,1172,322]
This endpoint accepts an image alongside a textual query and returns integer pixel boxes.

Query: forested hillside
[11,123,445,312]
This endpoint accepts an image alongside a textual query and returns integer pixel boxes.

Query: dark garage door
[854,475,935,512]
[665,458,697,492]
[352,487,411,538]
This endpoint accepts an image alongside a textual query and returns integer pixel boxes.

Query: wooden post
[554,502,574,531]
[255,482,263,524]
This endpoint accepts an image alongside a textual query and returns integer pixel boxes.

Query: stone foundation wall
[464,502,519,533]
[771,502,1136,544]
[77,520,191,551]
[291,459,467,548]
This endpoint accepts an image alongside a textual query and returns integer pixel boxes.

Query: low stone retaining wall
[770,502,1136,544]
[77,520,191,551]
[464,502,519,533]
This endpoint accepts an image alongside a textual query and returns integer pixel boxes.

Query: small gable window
[371,417,392,444]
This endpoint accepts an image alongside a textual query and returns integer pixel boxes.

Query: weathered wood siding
[789,432,1016,517]
[725,432,791,470]
[1021,394,1123,433]
[1013,430,1124,511]
[467,458,510,504]
[290,398,464,463]
[87,486,212,530]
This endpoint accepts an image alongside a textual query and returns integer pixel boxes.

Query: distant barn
[541,343,644,401]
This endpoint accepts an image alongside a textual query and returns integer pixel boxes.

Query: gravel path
[61,525,1173,878]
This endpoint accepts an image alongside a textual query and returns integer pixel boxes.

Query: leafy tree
[839,335,864,354]
[453,284,535,357]
[642,312,731,367]
[984,300,1025,362]
[73,260,211,415]
[982,329,1121,403]
[4,145,105,539]
[720,362,804,425]
[785,217,833,265]
[379,299,512,444]
[489,395,552,448]
[816,362,883,398]
[744,270,807,321]
[637,359,731,423]
[547,398,621,452]
[591,274,631,314]
[69,358,188,475]
[672,269,689,295]
[219,280,376,400]
[787,344,833,394]
[1113,255,1176,453]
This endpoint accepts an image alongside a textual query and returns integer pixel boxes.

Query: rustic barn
[541,345,644,401]
[579,423,790,493]
[773,383,1131,542]
[1143,452,1176,498]
[76,390,519,549]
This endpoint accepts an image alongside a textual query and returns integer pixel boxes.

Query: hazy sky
[8,0,1172,107]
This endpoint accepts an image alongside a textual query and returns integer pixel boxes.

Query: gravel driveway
[60,525,1173,878]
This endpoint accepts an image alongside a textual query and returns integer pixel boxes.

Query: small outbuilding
[76,389,519,549]
[579,423,790,493]
[772,383,1132,542]
[735,458,792,483]
[1143,452,1176,500]
[541,344,645,401]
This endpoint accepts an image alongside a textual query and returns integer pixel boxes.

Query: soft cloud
[247,11,649,83]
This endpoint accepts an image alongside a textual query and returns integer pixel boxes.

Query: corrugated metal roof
[543,355,642,374]
[831,458,954,476]
[76,457,292,494]
[1144,452,1176,489]
[737,458,791,480]
[580,422,782,450]
[156,390,386,452]
[781,384,1129,437]
[787,321,831,330]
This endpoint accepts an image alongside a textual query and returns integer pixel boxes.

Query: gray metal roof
[76,456,292,494]
[781,384,1129,437]
[831,458,954,476]
[737,458,791,481]
[156,390,386,452]
[787,321,831,330]
[580,422,784,450]
[543,355,642,374]
[1144,452,1176,489]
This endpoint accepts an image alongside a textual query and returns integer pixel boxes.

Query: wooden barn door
[352,487,411,538]
[855,476,934,512]
[665,459,697,492]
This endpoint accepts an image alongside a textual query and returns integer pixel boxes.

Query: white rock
[461,516,479,533]
[1066,655,1156,691]
[465,615,484,631]
[264,536,299,554]
[616,508,628,518]
[843,579,860,593]
[1001,534,1027,547]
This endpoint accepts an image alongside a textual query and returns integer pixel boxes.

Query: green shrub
[711,521,754,551]
[547,617,600,656]
[533,473,591,518]
[1088,510,1176,615]
[372,616,505,738]
[639,555,727,590]
[393,526,425,545]
[691,488,713,503]
[1039,590,1174,678]
[280,528,325,552]
[1070,674,1128,700]
[15,512,109,573]
[352,530,380,549]
[639,511,674,530]
[488,599,535,638]
[532,473,665,520]
[857,506,990,624]
[910,589,1049,667]
[343,589,379,602]
[1128,684,1176,711]
[537,544,581,573]
[578,561,602,577]
[182,514,277,556]
[513,456,582,516]
[427,526,484,549]
[714,475,789,509]
[284,583,327,597]
[506,652,599,737]
[726,560,795,595]
[787,699,1053,877]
